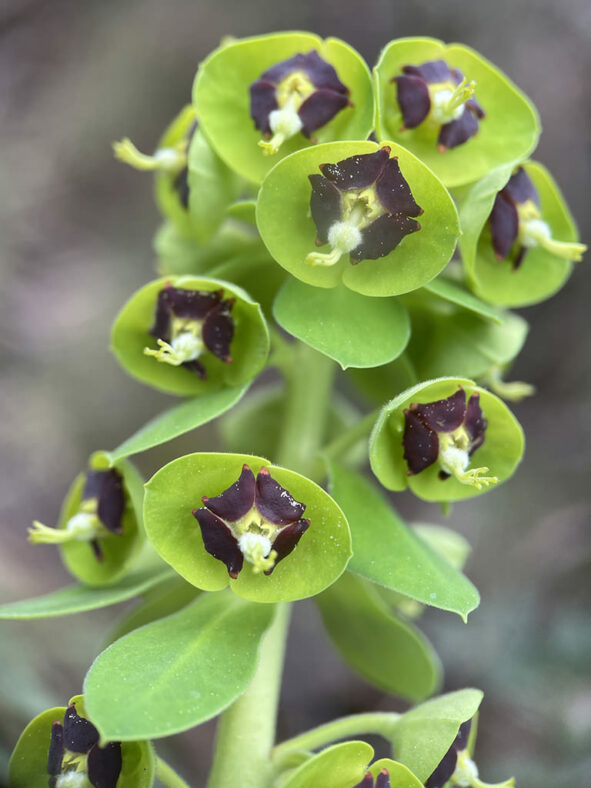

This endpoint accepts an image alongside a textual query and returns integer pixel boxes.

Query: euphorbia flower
[489,166,586,268]
[354,769,391,787]
[144,285,234,377]
[29,469,125,561]
[393,59,485,152]
[305,146,422,267]
[403,388,497,489]
[192,464,310,577]
[427,719,514,788]
[48,703,122,788]
[250,50,351,155]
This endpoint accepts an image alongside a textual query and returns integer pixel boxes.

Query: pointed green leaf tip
[328,463,479,620]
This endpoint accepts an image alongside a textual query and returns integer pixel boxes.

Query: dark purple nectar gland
[192,464,310,578]
[144,285,235,378]
[250,50,351,156]
[393,59,485,152]
[403,388,498,490]
[353,769,391,788]
[28,469,125,562]
[48,704,122,788]
[305,146,422,267]
[489,166,586,269]
[426,719,514,788]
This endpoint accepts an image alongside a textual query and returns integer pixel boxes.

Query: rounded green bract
[369,377,524,502]
[193,32,375,184]
[460,160,581,307]
[374,37,540,187]
[256,140,460,297]
[143,452,352,603]
[110,275,270,396]
[8,695,155,788]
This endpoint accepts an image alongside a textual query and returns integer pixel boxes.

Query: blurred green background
[0,0,590,785]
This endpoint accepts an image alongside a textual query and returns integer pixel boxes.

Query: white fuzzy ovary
[430,88,465,124]
[327,221,363,254]
[56,772,92,788]
[170,331,203,363]
[238,532,273,565]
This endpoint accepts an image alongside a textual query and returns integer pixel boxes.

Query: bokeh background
[1,0,590,785]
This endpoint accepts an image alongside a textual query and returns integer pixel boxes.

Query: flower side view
[489,165,586,268]
[28,469,124,561]
[250,50,351,155]
[306,146,422,267]
[426,719,514,788]
[48,703,121,788]
[354,769,391,787]
[393,59,485,152]
[192,464,310,577]
[403,388,497,489]
[144,285,234,377]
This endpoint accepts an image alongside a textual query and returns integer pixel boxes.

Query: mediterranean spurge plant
[3,30,586,788]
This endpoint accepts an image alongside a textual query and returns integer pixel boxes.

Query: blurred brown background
[1,0,590,785]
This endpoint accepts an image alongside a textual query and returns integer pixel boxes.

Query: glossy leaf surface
[111,276,269,396]
[84,592,274,740]
[106,384,250,465]
[316,572,441,701]
[374,38,540,187]
[144,453,351,602]
[328,464,479,620]
[370,377,525,502]
[390,689,483,781]
[257,140,460,296]
[0,564,173,620]
[273,279,410,368]
[8,696,155,788]
[194,32,374,184]
[460,160,580,307]
[280,741,374,788]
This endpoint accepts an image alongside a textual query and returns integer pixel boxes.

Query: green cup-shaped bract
[154,106,239,242]
[369,377,524,502]
[193,32,375,185]
[111,276,270,396]
[8,695,155,788]
[257,140,460,297]
[460,160,583,307]
[374,38,540,187]
[143,453,352,603]
[52,454,145,586]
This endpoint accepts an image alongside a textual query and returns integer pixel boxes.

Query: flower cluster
[394,59,485,151]
[144,285,234,377]
[192,464,310,577]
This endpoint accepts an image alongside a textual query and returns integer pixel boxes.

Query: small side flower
[353,769,391,788]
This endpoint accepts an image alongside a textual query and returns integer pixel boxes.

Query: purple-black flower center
[192,464,310,577]
[145,285,235,379]
[393,59,485,152]
[306,146,422,267]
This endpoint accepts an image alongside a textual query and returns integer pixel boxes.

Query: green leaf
[144,453,351,603]
[280,741,374,788]
[316,572,441,701]
[111,275,269,397]
[8,696,155,788]
[422,276,503,323]
[194,32,374,184]
[226,199,257,226]
[0,564,174,620]
[256,140,460,297]
[390,689,483,782]
[273,279,410,369]
[368,759,424,788]
[106,384,250,465]
[328,464,479,620]
[374,38,540,187]
[347,354,419,406]
[460,160,581,307]
[83,591,274,740]
[369,377,525,502]
[412,524,471,571]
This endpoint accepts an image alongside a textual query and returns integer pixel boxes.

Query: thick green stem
[275,344,336,476]
[155,756,192,788]
[271,712,401,769]
[206,603,292,788]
